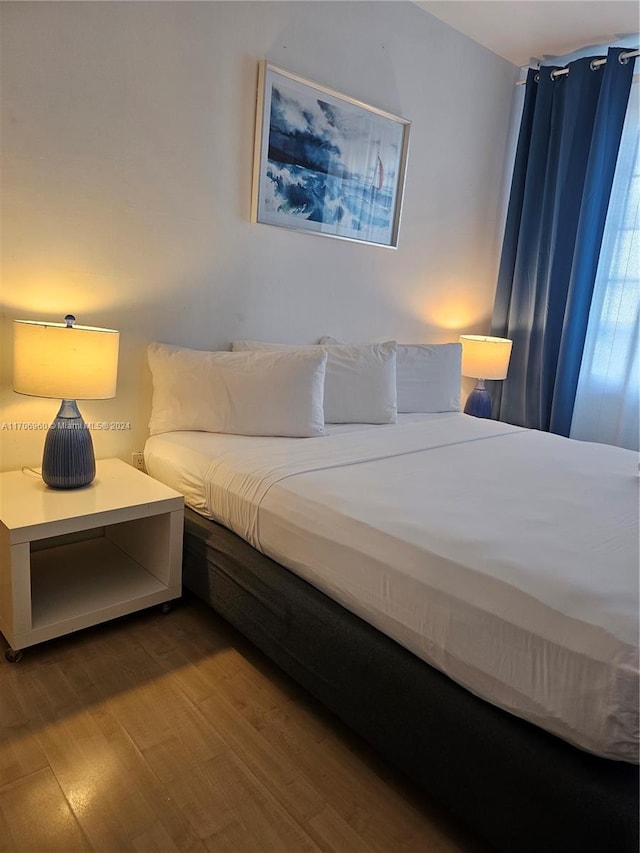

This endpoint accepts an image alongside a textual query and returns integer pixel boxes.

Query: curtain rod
[516,48,639,85]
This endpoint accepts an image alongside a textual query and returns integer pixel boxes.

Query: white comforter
[145,414,639,762]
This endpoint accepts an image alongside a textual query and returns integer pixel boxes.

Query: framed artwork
[251,62,411,248]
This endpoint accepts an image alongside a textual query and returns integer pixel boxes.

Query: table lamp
[459,334,512,418]
[13,315,120,489]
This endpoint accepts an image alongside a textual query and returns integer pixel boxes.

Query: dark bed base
[183,507,639,853]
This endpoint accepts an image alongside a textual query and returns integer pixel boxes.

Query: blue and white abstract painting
[253,65,410,247]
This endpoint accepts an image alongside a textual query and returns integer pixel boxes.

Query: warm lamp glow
[12,316,120,489]
[459,335,512,380]
[13,319,119,400]
[459,334,512,419]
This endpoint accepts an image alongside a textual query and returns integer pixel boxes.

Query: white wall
[0,1,517,471]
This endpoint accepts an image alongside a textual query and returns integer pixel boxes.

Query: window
[570,80,639,451]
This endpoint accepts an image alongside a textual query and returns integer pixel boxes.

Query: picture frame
[251,62,411,249]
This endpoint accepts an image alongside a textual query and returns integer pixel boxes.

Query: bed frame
[183,507,639,853]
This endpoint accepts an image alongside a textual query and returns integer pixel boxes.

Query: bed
[144,410,640,853]
[144,339,639,850]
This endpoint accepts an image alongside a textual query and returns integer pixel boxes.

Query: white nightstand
[0,458,184,661]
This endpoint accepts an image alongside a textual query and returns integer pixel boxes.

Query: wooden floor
[0,595,491,852]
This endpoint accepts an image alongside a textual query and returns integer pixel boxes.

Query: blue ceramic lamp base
[464,379,492,419]
[42,399,96,489]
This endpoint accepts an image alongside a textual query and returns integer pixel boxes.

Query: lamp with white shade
[459,334,512,419]
[13,315,120,489]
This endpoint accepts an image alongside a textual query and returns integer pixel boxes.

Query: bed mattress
[145,413,640,762]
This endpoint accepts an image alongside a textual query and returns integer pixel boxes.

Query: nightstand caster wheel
[160,602,172,614]
[5,648,22,663]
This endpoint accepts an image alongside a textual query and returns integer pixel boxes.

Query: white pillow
[232,340,397,424]
[147,343,327,437]
[319,337,461,413]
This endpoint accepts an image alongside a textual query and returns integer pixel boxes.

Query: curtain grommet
[589,59,600,72]
[534,73,540,83]
[618,52,630,65]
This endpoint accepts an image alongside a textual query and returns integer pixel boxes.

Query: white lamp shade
[13,319,120,400]
[459,335,512,380]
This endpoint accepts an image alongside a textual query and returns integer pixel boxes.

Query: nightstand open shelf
[0,459,184,658]
[30,536,167,635]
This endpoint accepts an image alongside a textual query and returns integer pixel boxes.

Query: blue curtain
[491,47,635,433]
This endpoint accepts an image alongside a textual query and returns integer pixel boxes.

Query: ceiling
[416,1,639,66]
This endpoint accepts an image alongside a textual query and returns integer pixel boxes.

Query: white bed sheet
[145,414,639,762]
